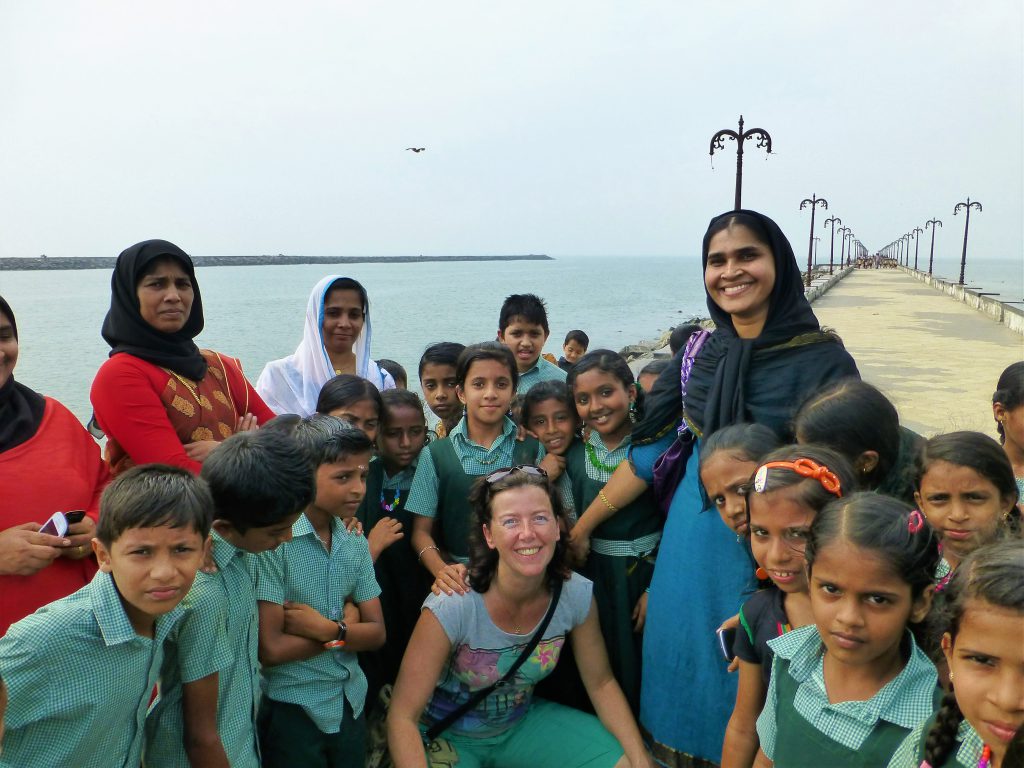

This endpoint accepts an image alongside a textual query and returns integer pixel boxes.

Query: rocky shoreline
[0,253,552,272]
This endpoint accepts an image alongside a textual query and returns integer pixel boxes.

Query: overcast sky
[1,1,1020,262]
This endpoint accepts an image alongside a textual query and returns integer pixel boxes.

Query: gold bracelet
[598,490,619,513]
[417,544,440,562]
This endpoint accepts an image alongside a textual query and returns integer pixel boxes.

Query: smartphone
[39,512,69,538]
[715,627,737,663]
[64,510,86,525]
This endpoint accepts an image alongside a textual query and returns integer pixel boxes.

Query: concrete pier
[811,269,1023,437]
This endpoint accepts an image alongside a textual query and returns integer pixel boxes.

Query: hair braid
[923,689,964,767]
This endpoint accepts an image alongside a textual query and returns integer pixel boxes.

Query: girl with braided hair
[887,540,1024,767]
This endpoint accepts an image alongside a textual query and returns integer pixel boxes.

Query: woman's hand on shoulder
[236,413,259,433]
[0,522,67,576]
[431,563,469,596]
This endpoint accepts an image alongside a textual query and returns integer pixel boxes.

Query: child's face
[526,398,576,455]
[748,487,814,593]
[562,340,585,365]
[321,288,364,356]
[573,369,635,445]
[213,512,301,554]
[942,599,1024,759]
[312,450,372,520]
[700,451,757,536]
[93,524,208,634]
[809,538,932,671]
[378,405,427,473]
[498,318,548,372]
[457,359,514,428]
[994,401,1024,454]
[420,363,460,423]
[326,398,380,443]
[915,460,1012,567]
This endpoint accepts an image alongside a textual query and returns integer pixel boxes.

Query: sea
[1,254,1019,425]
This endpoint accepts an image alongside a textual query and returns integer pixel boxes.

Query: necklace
[978,745,991,768]
[164,369,202,405]
[585,441,623,474]
[380,487,401,513]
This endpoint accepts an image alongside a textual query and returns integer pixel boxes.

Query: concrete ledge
[806,266,854,304]
[898,267,1024,336]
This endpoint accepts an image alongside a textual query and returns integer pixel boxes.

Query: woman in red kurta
[90,240,275,476]
[0,296,109,636]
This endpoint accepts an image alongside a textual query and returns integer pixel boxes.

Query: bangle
[417,544,440,562]
[598,490,619,513]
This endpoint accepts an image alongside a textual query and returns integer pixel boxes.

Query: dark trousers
[258,696,366,768]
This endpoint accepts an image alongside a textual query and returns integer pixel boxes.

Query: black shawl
[0,296,46,453]
[101,239,207,380]
[635,209,859,443]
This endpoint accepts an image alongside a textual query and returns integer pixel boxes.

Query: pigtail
[922,688,964,767]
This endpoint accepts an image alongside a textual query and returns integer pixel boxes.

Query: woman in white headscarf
[257,275,395,416]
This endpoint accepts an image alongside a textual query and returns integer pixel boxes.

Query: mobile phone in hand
[39,512,69,538]
[64,510,86,525]
[715,627,737,663]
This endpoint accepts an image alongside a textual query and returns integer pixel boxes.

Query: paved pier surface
[812,269,1023,437]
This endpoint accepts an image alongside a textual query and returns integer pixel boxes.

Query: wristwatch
[323,620,347,650]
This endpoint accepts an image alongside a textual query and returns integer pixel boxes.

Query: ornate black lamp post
[823,215,842,276]
[902,233,911,266]
[800,194,828,286]
[925,218,942,275]
[837,226,851,268]
[910,226,923,270]
[845,230,855,266]
[813,236,821,266]
[953,198,982,285]
[710,115,773,210]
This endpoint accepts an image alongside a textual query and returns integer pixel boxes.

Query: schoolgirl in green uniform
[407,342,541,596]
[756,493,943,767]
[564,350,662,712]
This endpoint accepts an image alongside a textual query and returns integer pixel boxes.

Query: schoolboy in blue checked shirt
[250,414,385,768]
[0,465,212,768]
[497,293,567,394]
[144,429,316,767]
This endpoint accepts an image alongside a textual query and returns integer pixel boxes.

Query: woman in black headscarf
[0,296,109,636]
[90,240,275,476]
[573,211,859,767]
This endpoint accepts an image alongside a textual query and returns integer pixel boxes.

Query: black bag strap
[425,578,563,742]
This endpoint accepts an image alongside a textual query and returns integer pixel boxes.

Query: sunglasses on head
[484,465,548,484]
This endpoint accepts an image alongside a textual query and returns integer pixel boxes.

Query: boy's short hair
[418,342,466,377]
[563,330,589,348]
[639,359,670,378]
[96,465,214,546]
[200,431,316,532]
[669,323,702,356]
[293,413,374,467]
[499,294,549,334]
[376,358,407,388]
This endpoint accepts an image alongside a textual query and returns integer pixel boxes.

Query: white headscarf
[256,275,394,416]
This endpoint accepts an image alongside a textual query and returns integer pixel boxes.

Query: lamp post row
[885,198,981,284]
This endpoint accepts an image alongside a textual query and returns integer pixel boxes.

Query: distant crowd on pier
[0,209,1022,768]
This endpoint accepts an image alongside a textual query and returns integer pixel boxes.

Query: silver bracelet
[417,544,440,562]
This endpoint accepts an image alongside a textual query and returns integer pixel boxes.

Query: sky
[1,1,1021,262]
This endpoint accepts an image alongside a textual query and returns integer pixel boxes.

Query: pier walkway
[812,269,1023,437]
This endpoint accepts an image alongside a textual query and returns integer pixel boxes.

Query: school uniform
[0,571,187,768]
[564,430,662,712]
[756,624,941,767]
[405,417,540,563]
[516,356,568,394]
[145,531,260,768]
[249,514,381,768]
[886,716,988,768]
[734,586,791,688]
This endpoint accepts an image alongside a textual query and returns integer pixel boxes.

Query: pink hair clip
[907,509,925,534]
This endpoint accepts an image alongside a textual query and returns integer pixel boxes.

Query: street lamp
[925,218,943,275]
[823,215,842,276]
[800,194,829,286]
[709,115,773,210]
[953,198,983,285]
[813,236,821,266]
[910,226,923,270]
[837,226,851,268]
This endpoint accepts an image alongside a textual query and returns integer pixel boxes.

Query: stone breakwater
[0,254,552,272]
[620,266,854,368]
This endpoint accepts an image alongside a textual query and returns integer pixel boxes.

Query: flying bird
[405,147,426,153]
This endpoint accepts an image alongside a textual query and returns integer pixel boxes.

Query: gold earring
[948,671,954,683]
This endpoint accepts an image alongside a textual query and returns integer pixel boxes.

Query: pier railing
[897,266,1024,335]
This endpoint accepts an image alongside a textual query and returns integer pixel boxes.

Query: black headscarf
[101,240,207,380]
[0,296,46,453]
[635,209,859,443]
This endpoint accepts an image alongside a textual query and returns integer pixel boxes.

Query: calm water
[3,254,1018,425]
[1,256,705,423]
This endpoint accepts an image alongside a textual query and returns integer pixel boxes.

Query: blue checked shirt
[887,717,985,767]
[516,357,567,394]
[0,571,185,768]
[249,514,381,733]
[145,532,260,768]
